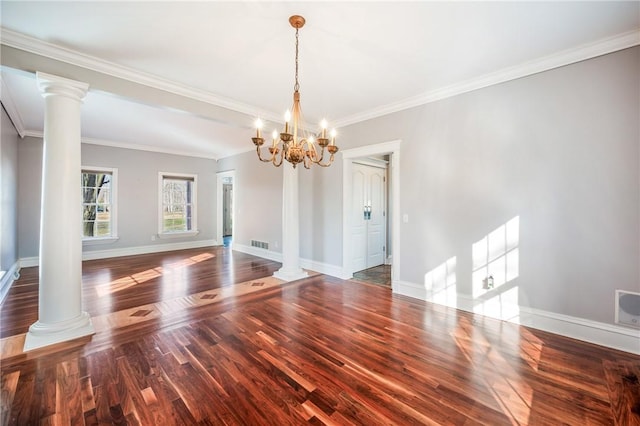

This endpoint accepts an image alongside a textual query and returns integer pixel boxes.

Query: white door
[351,163,387,271]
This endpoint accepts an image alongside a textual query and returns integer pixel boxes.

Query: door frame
[342,140,401,287]
[216,170,235,247]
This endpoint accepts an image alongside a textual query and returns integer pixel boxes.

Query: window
[159,173,198,237]
[82,167,117,242]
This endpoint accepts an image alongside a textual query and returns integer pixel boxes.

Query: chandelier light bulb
[272,129,278,140]
[330,129,336,145]
[255,118,263,138]
[284,110,291,133]
[321,119,328,138]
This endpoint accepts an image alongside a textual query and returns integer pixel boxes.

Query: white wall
[217,150,282,252]
[299,161,344,266]
[225,47,639,332]
[335,46,640,326]
[1,106,19,270]
[17,139,218,258]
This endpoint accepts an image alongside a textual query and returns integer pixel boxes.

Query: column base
[273,268,309,282]
[23,311,95,352]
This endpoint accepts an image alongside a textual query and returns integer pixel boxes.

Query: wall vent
[251,240,269,250]
[615,290,640,329]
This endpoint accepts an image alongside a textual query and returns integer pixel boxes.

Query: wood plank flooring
[1,246,639,425]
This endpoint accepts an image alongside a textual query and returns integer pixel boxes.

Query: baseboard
[393,279,640,355]
[233,244,350,279]
[0,261,20,304]
[299,258,351,280]
[233,243,283,262]
[19,239,218,267]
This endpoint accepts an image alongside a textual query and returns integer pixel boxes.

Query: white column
[273,164,308,282]
[24,73,94,351]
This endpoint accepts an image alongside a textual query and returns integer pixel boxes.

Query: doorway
[222,183,233,246]
[351,160,387,272]
[216,170,235,248]
[342,140,401,289]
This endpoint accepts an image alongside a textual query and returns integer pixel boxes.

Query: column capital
[36,72,89,102]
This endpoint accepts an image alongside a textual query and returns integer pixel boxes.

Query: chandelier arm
[256,146,274,162]
[315,154,335,167]
[312,146,325,164]
[273,146,284,167]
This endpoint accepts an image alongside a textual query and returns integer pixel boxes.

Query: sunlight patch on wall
[472,216,520,321]
[424,257,457,308]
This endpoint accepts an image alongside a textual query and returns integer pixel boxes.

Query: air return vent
[251,240,269,250]
[615,290,640,329]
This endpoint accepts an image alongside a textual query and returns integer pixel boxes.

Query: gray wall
[1,106,19,270]
[217,150,282,252]
[17,140,218,258]
[224,47,639,327]
[332,46,640,324]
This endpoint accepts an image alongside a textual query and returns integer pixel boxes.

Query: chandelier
[252,15,338,169]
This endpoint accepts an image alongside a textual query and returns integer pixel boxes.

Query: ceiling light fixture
[252,15,338,168]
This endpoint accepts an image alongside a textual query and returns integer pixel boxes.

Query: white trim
[0,261,20,304]
[2,27,637,129]
[0,73,26,137]
[22,130,224,160]
[19,257,39,268]
[233,243,282,263]
[82,236,119,246]
[352,157,389,169]
[0,28,280,123]
[157,230,200,239]
[20,239,217,266]
[233,243,350,279]
[299,258,351,280]
[342,140,401,284]
[334,30,640,127]
[216,170,235,247]
[158,172,198,235]
[23,312,94,352]
[393,280,640,355]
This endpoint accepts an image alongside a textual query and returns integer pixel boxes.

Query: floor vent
[615,290,640,329]
[251,240,269,250]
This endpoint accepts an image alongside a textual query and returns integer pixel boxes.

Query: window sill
[157,230,200,240]
[83,236,120,246]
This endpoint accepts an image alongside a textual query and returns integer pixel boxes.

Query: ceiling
[1,1,638,159]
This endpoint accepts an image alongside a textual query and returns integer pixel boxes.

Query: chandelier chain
[251,15,338,168]
[294,28,300,92]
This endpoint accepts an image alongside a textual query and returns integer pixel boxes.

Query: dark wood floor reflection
[1,247,639,425]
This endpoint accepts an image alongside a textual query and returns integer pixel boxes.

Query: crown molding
[22,129,221,160]
[3,27,638,131]
[0,72,26,137]
[0,27,281,123]
[334,29,640,127]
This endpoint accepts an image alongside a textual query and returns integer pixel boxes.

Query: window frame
[81,166,119,245]
[158,172,199,239]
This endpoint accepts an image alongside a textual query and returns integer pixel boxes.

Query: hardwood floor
[1,247,639,425]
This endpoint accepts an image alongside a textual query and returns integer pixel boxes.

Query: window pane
[83,221,96,237]
[82,170,114,238]
[161,176,195,232]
